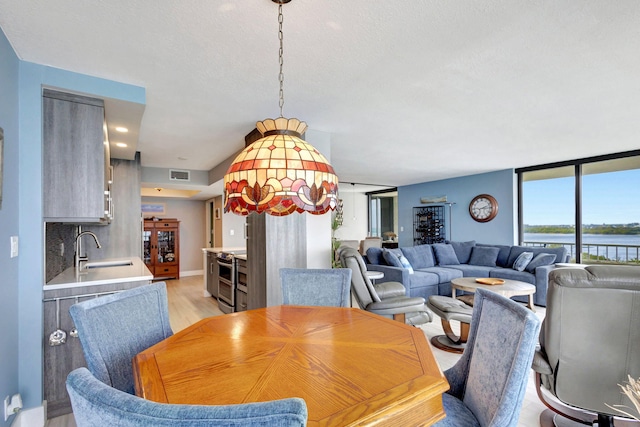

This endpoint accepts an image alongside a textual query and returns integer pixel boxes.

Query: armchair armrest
[373,281,406,298]
[367,264,411,284]
[531,349,553,375]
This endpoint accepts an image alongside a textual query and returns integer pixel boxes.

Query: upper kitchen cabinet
[43,89,110,223]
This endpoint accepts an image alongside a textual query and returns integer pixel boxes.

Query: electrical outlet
[229,229,235,236]
[10,236,18,258]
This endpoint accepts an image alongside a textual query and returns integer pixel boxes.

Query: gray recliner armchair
[533,265,640,427]
[338,246,432,325]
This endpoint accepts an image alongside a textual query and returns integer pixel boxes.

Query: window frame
[516,149,640,264]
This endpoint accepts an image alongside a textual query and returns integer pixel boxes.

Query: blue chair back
[67,367,308,427]
[436,288,541,427]
[280,268,352,307]
[69,282,173,394]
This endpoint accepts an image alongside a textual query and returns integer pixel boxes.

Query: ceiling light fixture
[223,0,338,216]
[115,127,128,133]
[115,142,127,148]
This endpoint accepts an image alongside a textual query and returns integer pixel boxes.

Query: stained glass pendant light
[223,0,339,216]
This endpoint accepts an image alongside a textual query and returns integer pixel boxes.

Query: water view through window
[520,154,640,264]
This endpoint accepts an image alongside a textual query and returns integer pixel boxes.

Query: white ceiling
[2,1,640,200]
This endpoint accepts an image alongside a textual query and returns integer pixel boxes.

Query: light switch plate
[10,236,18,258]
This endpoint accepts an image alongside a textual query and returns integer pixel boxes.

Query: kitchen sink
[84,260,133,269]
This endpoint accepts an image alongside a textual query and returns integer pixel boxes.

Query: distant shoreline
[524,224,640,235]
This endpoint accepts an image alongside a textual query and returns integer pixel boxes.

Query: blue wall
[0,26,21,427]
[398,169,517,247]
[0,24,145,417]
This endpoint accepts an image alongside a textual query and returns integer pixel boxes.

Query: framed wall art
[141,202,166,216]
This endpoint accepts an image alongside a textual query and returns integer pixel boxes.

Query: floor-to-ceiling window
[517,150,640,265]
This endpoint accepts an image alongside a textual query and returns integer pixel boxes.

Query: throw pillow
[432,244,460,265]
[398,255,414,274]
[448,240,476,264]
[512,251,534,271]
[525,253,557,273]
[468,246,500,267]
[382,249,403,268]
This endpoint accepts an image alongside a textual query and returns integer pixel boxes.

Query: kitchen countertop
[202,247,246,254]
[44,257,153,290]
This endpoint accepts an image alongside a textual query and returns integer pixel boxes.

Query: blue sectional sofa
[365,241,569,307]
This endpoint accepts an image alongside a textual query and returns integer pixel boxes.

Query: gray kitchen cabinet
[43,280,150,418]
[43,89,109,223]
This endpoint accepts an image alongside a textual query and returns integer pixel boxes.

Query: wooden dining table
[133,305,449,426]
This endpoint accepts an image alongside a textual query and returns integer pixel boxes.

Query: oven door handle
[217,260,233,268]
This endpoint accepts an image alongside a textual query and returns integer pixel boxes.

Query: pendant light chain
[278,4,285,118]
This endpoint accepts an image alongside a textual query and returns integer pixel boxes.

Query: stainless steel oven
[216,253,236,314]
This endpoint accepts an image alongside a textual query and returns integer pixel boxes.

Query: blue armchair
[434,288,541,427]
[67,367,308,427]
[280,268,352,307]
[69,282,173,394]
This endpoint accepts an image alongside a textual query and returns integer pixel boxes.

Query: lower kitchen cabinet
[43,280,150,418]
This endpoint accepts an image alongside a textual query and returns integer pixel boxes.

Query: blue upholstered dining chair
[279,268,352,307]
[67,367,308,427]
[69,282,173,394]
[433,288,541,427]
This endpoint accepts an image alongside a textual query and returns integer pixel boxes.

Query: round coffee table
[451,277,536,312]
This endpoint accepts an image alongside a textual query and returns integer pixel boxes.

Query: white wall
[333,192,369,241]
[142,197,206,274]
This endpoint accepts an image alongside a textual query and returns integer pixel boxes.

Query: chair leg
[393,313,405,323]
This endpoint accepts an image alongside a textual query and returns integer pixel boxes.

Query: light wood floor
[47,275,546,427]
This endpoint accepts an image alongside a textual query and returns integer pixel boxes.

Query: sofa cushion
[401,245,436,269]
[525,253,557,273]
[476,244,511,267]
[468,246,500,267]
[433,244,460,265]
[382,249,403,267]
[443,264,495,277]
[448,240,476,264]
[513,252,534,271]
[490,267,535,284]
[416,267,463,283]
[366,247,385,265]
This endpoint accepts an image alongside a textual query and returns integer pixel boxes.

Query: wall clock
[469,194,498,223]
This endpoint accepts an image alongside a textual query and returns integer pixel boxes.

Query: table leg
[527,294,536,312]
[393,313,406,323]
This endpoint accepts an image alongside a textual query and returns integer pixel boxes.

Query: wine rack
[413,206,446,245]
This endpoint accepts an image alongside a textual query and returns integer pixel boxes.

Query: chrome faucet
[75,230,102,270]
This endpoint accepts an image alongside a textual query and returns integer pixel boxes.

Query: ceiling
[2,1,640,200]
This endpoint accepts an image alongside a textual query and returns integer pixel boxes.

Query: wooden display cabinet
[143,219,180,279]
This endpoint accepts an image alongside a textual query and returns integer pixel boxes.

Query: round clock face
[469,194,498,222]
